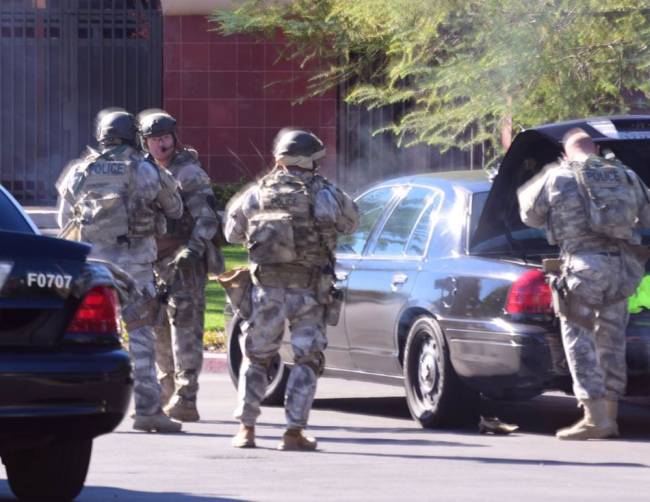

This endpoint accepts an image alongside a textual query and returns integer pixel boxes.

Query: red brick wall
[162,15,338,184]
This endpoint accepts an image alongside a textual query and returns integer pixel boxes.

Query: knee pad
[248,355,274,369]
[294,351,325,377]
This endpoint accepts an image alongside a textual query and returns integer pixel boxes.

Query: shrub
[212,181,249,211]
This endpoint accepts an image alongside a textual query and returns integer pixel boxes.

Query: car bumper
[443,315,650,398]
[443,317,570,399]
[0,347,132,452]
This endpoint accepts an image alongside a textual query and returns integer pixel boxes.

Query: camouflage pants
[560,253,631,400]
[234,285,327,429]
[122,263,162,416]
[155,258,207,405]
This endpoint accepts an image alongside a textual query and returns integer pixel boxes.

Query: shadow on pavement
[113,430,234,438]
[252,433,481,448]
[78,486,250,501]
[312,396,412,420]
[0,480,251,502]
[319,450,649,468]
[303,393,650,439]
[202,416,425,435]
[484,394,650,439]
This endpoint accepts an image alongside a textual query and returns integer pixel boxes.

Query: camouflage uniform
[225,167,358,431]
[519,155,650,401]
[57,143,183,418]
[153,148,221,409]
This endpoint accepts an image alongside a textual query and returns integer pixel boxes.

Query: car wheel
[227,316,289,406]
[403,316,479,428]
[3,438,92,501]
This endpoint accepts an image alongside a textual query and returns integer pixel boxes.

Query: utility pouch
[247,211,297,264]
[78,193,130,243]
[217,267,253,319]
[254,264,314,289]
[324,286,343,326]
[122,289,157,331]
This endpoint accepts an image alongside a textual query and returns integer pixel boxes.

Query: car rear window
[0,188,34,234]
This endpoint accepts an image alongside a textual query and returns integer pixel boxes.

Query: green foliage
[212,1,650,165]
[212,181,249,210]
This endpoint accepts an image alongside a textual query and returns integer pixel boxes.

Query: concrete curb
[203,352,228,374]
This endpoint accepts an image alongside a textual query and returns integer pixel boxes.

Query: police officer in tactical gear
[518,128,650,440]
[137,108,223,422]
[57,107,184,433]
[225,129,359,450]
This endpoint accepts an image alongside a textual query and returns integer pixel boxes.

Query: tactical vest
[71,146,156,244]
[247,170,333,268]
[571,157,639,243]
[164,149,199,241]
[546,166,591,244]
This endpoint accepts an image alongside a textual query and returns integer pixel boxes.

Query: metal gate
[0,0,162,205]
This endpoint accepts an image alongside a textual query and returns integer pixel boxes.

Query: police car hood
[471,115,650,251]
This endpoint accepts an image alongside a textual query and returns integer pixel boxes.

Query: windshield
[0,187,36,234]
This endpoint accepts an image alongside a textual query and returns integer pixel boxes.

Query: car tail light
[505,269,553,315]
[66,286,121,334]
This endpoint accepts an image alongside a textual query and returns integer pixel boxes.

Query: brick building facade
[160,2,338,183]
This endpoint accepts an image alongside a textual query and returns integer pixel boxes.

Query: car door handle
[391,273,408,286]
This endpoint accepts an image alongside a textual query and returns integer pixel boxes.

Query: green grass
[203,245,248,349]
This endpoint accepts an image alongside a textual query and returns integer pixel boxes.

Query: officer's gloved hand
[172,246,200,269]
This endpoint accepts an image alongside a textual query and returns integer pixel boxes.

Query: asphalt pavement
[0,373,648,501]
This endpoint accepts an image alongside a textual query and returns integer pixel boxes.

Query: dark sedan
[0,185,132,500]
[227,115,650,428]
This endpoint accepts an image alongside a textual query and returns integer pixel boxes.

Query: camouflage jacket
[57,145,183,266]
[152,148,221,261]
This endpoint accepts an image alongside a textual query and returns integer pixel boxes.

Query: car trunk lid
[471,115,650,254]
[0,231,91,346]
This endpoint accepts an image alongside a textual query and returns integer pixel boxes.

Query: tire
[403,316,479,428]
[227,317,289,406]
[3,438,92,501]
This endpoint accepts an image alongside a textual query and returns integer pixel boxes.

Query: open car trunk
[470,115,650,258]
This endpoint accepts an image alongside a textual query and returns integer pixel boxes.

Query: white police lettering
[90,161,125,176]
[584,168,620,186]
[27,272,73,289]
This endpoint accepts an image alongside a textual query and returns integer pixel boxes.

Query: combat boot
[133,412,182,433]
[278,428,317,451]
[165,399,200,422]
[605,399,620,437]
[231,424,256,448]
[556,399,617,440]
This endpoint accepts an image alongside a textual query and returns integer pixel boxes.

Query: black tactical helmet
[95,107,136,146]
[273,128,325,170]
[137,109,177,137]
[136,109,178,152]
